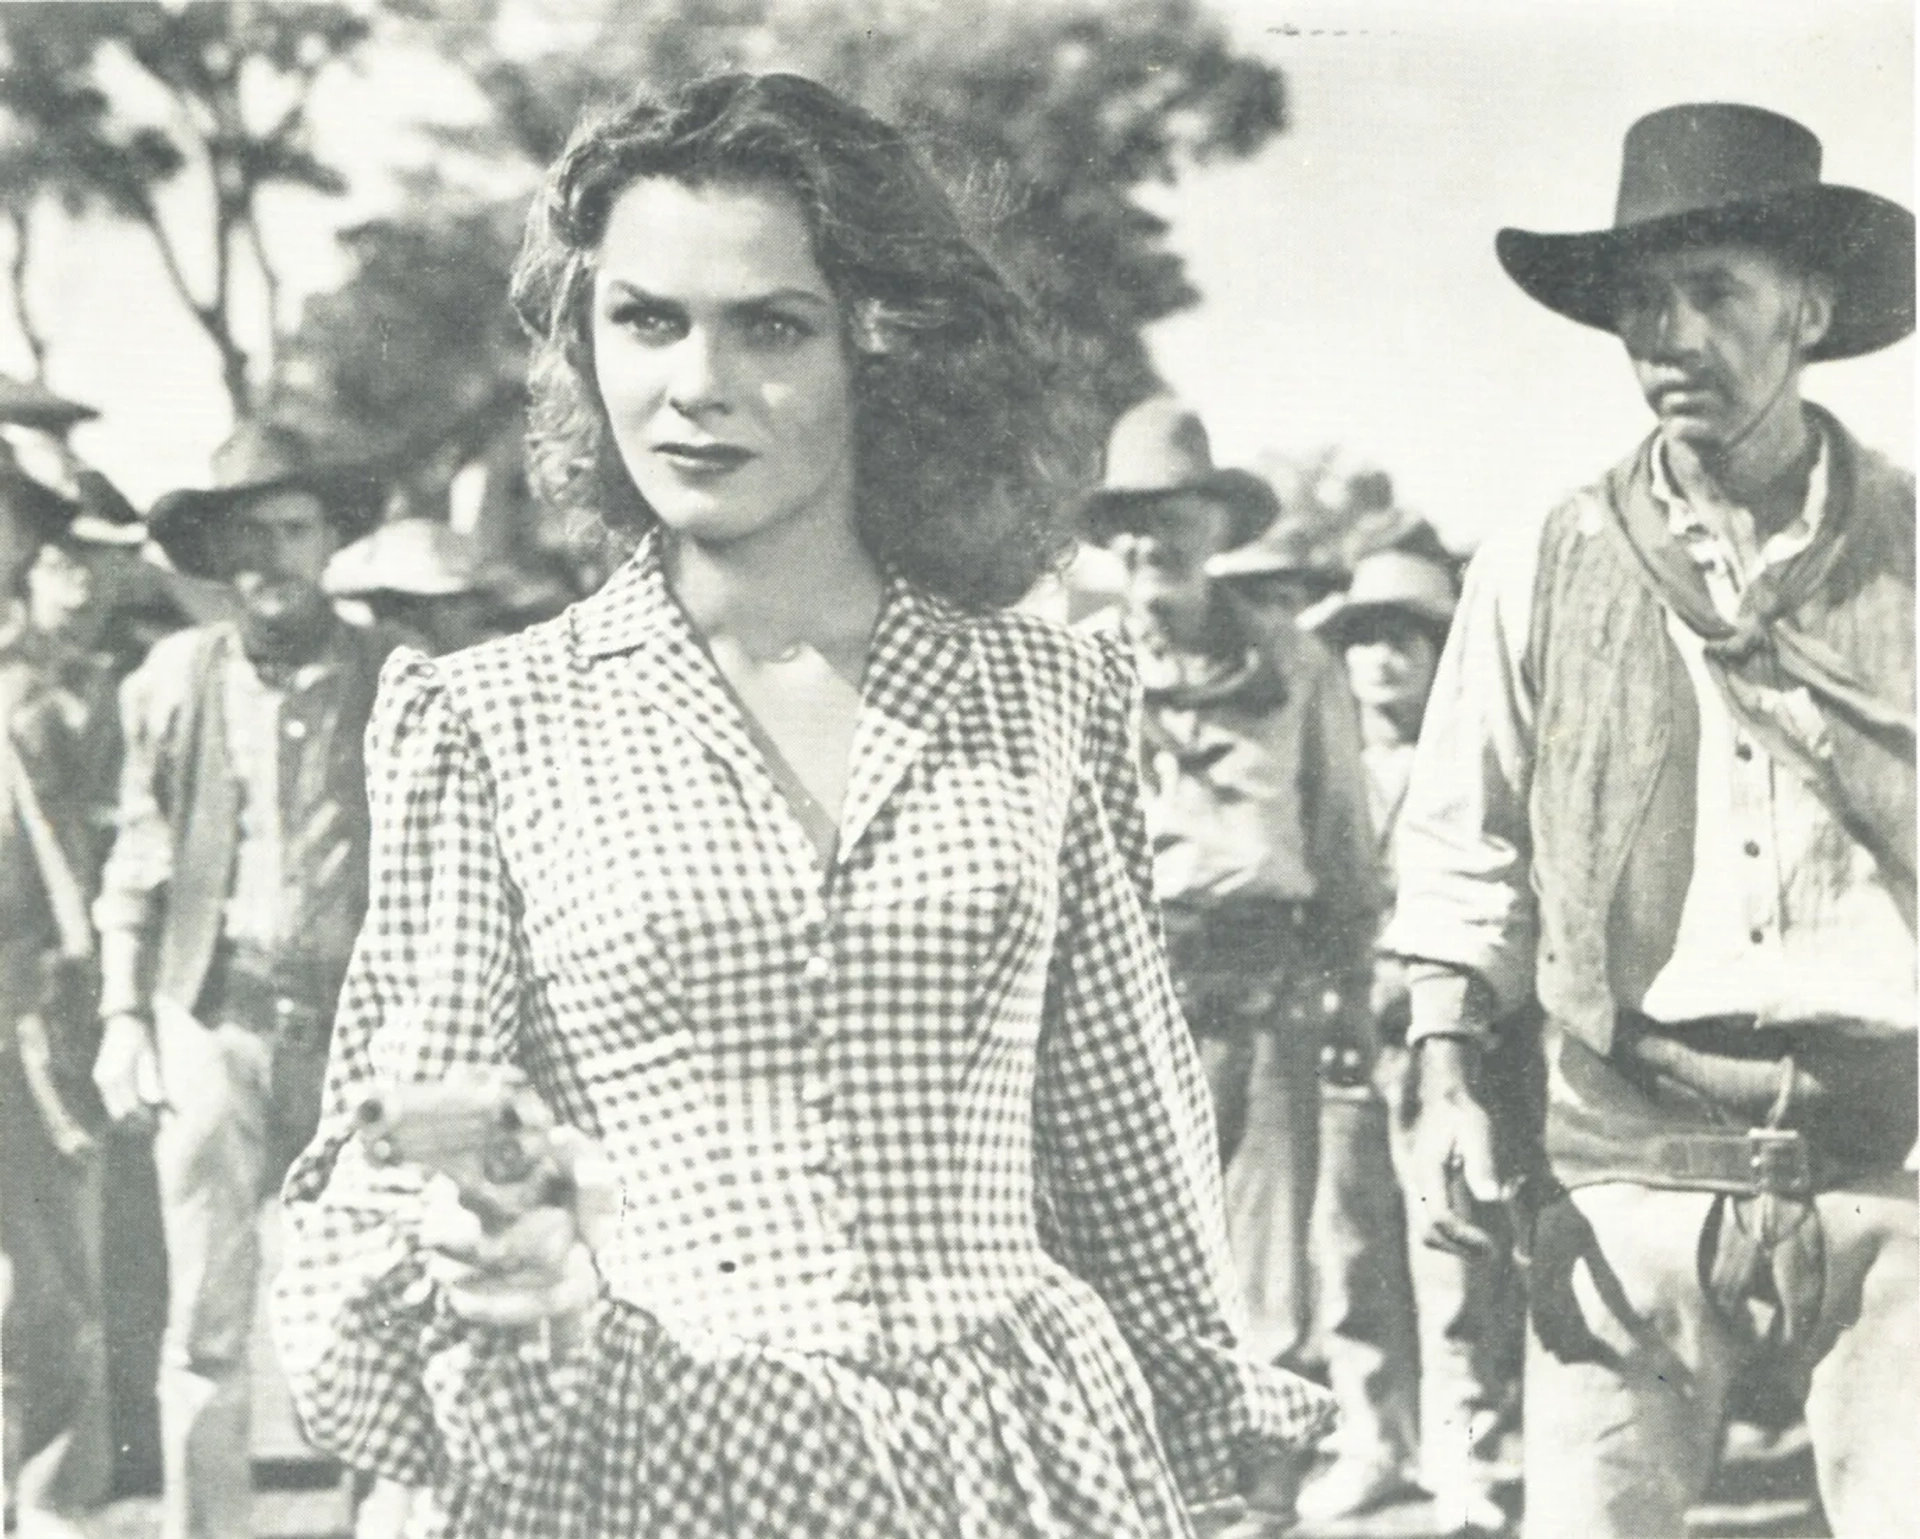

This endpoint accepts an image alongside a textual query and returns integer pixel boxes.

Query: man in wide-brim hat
[1082,399,1382,1531]
[90,419,403,1539]
[0,446,129,1538]
[1387,103,1916,1538]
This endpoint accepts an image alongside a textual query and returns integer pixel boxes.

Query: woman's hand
[419,1126,620,1334]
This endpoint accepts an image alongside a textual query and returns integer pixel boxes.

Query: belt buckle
[1746,1128,1812,1196]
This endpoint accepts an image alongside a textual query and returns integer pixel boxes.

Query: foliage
[264,0,1287,534]
[0,1,370,410]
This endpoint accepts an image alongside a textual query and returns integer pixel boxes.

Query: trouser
[1197,1023,1322,1369]
[1311,1042,1522,1495]
[1,1046,111,1527]
[1524,1018,1917,1539]
[151,994,329,1539]
[1522,1173,1916,1539]
[1309,1077,1419,1478]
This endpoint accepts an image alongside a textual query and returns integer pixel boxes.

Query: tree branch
[6,207,48,377]
[245,210,280,378]
[131,184,252,415]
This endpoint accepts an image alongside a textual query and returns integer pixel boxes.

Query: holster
[1526,1017,1914,1359]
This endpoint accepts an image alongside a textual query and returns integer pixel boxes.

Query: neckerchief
[1603,413,1915,902]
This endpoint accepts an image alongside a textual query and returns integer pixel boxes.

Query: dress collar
[568,530,976,867]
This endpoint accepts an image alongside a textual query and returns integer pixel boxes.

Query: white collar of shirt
[1648,424,1830,623]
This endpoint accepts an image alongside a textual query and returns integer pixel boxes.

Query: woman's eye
[742,312,813,348]
[608,303,683,341]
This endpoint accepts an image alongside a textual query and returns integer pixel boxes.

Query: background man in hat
[1,443,125,1539]
[1202,514,1351,630]
[89,420,401,1539]
[322,514,496,656]
[1301,536,1522,1533]
[1388,104,1916,1537]
[1082,397,1382,1409]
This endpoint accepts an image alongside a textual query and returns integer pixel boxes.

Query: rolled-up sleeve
[1380,509,1546,1037]
[272,650,602,1490]
[1033,634,1336,1507]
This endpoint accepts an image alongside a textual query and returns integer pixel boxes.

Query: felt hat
[0,374,99,432]
[1306,547,1457,649]
[1203,516,1348,594]
[1497,103,1915,361]
[147,419,387,578]
[1079,397,1280,547]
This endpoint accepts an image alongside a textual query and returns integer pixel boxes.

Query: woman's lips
[654,442,754,473]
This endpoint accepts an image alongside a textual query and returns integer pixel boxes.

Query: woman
[274,73,1332,1539]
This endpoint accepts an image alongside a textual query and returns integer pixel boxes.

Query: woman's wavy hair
[511,72,1087,611]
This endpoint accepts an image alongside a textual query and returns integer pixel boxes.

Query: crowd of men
[0,406,582,1539]
[3,99,1914,1539]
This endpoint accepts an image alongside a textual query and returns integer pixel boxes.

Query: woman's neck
[666,512,885,670]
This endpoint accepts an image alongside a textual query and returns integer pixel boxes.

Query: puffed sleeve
[271,650,605,1490]
[1032,633,1337,1508]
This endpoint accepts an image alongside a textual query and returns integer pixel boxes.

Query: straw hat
[1204,517,1348,595]
[1306,547,1457,648]
[1497,103,1914,361]
[323,518,487,600]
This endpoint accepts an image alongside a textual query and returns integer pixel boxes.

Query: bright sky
[7,0,1913,545]
[1147,0,1915,546]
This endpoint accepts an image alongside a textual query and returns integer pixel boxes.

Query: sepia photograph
[0,3,1911,1537]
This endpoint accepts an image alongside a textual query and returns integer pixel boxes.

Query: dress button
[1736,743,1755,762]
[284,718,307,741]
[1750,928,1765,945]
[803,954,833,984]
[1744,841,1761,858]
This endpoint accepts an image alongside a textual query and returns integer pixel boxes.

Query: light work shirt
[1390,425,1913,1041]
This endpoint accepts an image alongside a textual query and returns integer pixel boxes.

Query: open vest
[153,620,394,1016]
[1525,414,1915,1056]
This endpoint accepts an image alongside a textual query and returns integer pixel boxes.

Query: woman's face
[591,176,858,550]
[1343,613,1440,718]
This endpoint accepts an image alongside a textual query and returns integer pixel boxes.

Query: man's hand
[1409,1037,1505,1256]
[93,1012,162,1133]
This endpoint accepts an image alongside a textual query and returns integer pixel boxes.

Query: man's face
[1613,241,1833,451]
[227,488,338,644]
[1109,491,1235,647]
[25,540,107,646]
[1342,612,1440,719]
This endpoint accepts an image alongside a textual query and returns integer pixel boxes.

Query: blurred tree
[270,0,1287,523]
[0,1,370,412]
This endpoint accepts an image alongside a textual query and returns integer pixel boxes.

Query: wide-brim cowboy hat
[0,374,99,432]
[1078,396,1280,549]
[1307,547,1457,649]
[148,419,387,578]
[1497,103,1915,362]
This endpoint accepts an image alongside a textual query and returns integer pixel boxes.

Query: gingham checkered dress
[273,534,1334,1538]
